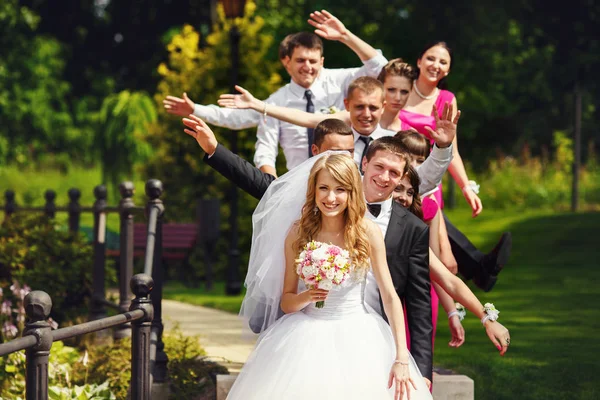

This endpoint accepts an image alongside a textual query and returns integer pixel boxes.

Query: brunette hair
[364,136,411,177]
[403,166,423,220]
[394,130,430,159]
[280,32,323,59]
[293,154,370,270]
[314,119,353,148]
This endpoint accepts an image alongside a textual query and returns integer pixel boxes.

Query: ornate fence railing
[0,274,154,400]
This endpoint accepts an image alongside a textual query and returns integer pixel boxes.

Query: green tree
[143,1,282,278]
[97,90,157,194]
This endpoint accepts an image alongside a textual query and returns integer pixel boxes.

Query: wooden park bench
[106,222,198,262]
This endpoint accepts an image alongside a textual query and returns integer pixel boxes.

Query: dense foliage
[0,215,97,323]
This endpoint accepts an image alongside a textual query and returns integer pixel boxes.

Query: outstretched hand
[218,85,261,111]
[163,92,195,117]
[308,10,348,41]
[484,320,510,356]
[425,102,461,148]
[389,362,418,400]
[463,189,483,217]
[182,114,218,155]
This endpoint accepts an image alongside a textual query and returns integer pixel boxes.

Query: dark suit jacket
[383,203,433,380]
[205,144,433,380]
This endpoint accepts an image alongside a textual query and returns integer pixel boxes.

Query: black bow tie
[367,203,382,218]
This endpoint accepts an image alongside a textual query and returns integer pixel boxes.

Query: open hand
[308,10,348,41]
[463,189,483,217]
[425,102,461,148]
[181,114,218,155]
[163,92,195,117]
[218,85,261,111]
[389,362,418,400]
[484,320,510,356]
[448,315,465,348]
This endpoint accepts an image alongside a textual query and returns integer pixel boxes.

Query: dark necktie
[305,90,315,158]
[358,135,373,173]
[367,203,381,218]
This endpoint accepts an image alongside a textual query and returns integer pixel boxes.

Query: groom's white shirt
[364,197,394,317]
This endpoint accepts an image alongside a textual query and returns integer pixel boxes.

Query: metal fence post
[130,274,154,399]
[68,188,81,235]
[115,182,135,340]
[90,185,108,328]
[23,291,53,400]
[146,179,168,382]
[43,190,56,219]
[4,190,16,221]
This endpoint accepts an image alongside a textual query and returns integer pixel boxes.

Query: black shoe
[482,232,512,276]
[473,271,498,292]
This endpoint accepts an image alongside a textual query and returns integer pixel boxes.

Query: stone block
[432,371,474,400]
[216,374,238,400]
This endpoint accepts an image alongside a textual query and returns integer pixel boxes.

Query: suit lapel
[385,203,407,253]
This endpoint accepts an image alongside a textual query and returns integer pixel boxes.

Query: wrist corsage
[461,180,480,195]
[319,105,340,115]
[481,303,499,325]
[447,303,466,321]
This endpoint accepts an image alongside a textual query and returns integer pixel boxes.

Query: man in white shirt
[164,11,388,176]
[342,76,455,195]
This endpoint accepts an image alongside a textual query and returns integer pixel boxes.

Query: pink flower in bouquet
[295,241,352,308]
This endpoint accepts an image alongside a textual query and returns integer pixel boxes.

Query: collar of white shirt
[351,125,390,143]
[288,77,327,101]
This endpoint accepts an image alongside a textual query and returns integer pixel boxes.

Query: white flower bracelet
[447,303,466,321]
[461,180,480,195]
[481,303,500,325]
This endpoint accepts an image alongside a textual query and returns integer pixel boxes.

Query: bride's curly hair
[293,154,371,270]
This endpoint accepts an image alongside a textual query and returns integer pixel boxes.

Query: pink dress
[400,89,456,209]
[401,90,454,360]
[404,196,441,357]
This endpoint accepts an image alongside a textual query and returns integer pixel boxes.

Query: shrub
[0,214,110,323]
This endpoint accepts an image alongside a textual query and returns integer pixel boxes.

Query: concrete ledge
[216,374,238,400]
[432,371,474,400]
[216,372,473,399]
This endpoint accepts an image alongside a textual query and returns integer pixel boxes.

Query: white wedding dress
[227,267,432,400]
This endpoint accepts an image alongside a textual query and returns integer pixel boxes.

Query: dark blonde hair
[293,154,370,270]
[394,130,430,159]
[377,58,417,85]
[347,76,384,102]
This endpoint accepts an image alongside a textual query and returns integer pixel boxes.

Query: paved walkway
[161,299,256,373]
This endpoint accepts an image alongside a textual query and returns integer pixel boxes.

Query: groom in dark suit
[183,115,436,386]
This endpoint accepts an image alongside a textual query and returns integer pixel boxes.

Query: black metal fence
[0,179,170,397]
[0,273,154,399]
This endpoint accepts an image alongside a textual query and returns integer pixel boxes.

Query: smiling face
[383,75,412,112]
[344,88,385,135]
[393,175,415,208]
[283,46,324,89]
[417,45,451,85]
[315,169,349,218]
[361,150,406,203]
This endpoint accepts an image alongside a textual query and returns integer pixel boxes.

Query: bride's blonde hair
[292,154,370,270]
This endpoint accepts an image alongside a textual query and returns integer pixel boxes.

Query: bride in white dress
[227,153,432,400]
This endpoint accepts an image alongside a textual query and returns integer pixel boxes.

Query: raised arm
[429,249,510,355]
[308,10,378,62]
[182,114,275,199]
[366,220,417,400]
[219,85,350,128]
[165,92,260,129]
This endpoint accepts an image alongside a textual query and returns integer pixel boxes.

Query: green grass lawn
[164,208,600,399]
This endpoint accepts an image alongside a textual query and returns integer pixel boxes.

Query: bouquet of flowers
[295,241,352,308]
